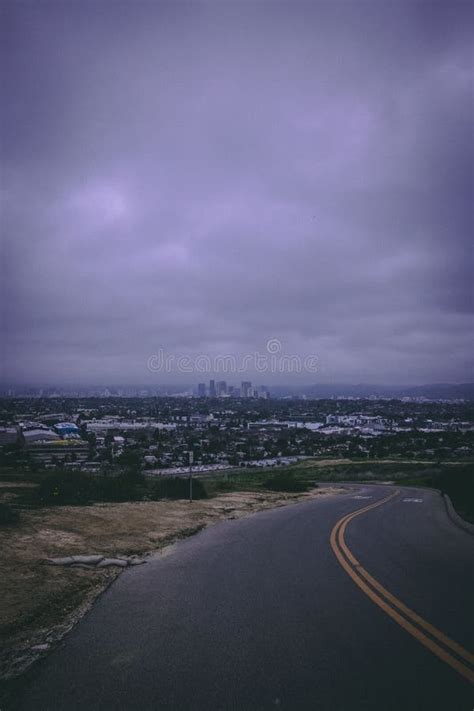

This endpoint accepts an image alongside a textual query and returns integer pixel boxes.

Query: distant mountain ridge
[270,383,474,400]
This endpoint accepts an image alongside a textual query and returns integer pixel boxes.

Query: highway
[15,485,474,710]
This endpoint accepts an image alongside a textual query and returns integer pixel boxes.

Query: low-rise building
[54,422,80,436]
[0,426,20,446]
[22,428,58,443]
[27,439,89,464]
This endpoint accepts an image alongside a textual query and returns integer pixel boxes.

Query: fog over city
[2,0,472,386]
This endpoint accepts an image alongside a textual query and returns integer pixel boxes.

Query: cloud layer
[2,1,473,385]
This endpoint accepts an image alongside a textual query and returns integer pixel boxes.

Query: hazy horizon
[2,1,473,387]
[2,380,473,395]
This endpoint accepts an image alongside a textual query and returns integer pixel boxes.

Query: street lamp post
[188,450,194,502]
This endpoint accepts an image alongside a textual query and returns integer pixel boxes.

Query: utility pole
[188,450,194,502]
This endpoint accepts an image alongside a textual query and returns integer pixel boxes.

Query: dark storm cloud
[1,0,472,385]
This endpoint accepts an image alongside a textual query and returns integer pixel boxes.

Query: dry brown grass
[293,458,438,469]
[0,486,342,682]
[294,458,353,468]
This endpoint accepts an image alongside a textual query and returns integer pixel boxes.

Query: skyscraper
[209,379,216,398]
[241,381,252,398]
[217,381,227,397]
[197,383,206,397]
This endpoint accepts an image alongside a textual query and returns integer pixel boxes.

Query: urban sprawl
[1,382,472,476]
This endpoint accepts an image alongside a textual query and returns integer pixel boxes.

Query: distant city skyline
[195,380,270,399]
[2,1,472,386]
[1,381,473,403]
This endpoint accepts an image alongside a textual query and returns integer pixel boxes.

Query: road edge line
[330,491,474,684]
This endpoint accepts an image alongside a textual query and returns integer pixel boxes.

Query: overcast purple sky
[1,0,473,386]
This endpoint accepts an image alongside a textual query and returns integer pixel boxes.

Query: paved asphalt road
[15,484,474,710]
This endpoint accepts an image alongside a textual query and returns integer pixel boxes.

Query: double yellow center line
[330,489,474,684]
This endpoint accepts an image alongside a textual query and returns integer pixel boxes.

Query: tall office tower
[241,381,252,398]
[197,383,206,397]
[209,379,216,398]
[217,381,227,397]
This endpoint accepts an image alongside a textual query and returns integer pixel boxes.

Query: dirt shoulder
[0,486,343,686]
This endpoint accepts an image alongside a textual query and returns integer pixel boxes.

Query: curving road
[15,485,474,710]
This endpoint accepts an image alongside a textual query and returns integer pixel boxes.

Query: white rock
[71,555,105,565]
[46,557,75,566]
[96,558,129,568]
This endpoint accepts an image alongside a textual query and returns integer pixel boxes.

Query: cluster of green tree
[3,394,473,429]
[0,502,20,524]
[37,470,141,504]
[402,465,474,523]
[149,477,207,500]
[36,470,206,505]
[263,470,311,492]
[436,467,474,522]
